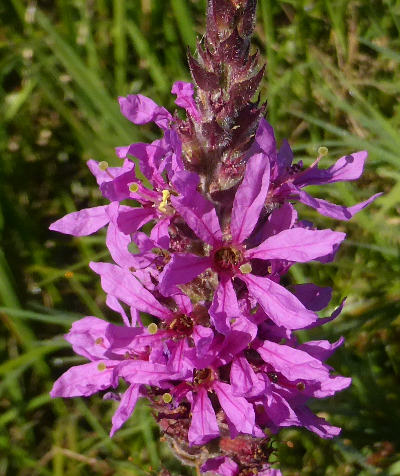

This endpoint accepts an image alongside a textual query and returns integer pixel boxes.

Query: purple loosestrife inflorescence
[49,1,380,474]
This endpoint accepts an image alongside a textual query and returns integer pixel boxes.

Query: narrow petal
[295,406,341,438]
[209,275,240,335]
[106,295,130,326]
[87,159,133,186]
[231,152,270,243]
[230,355,264,397]
[239,274,317,329]
[65,316,109,360]
[247,228,345,262]
[171,193,222,246]
[201,457,239,476]
[100,168,135,201]
[257,340,329,381]
[118,360,187,385]
[299,337,345,361]
[297,190,382,221]
[90,262,172,319]
[158,254,211,296]
[252,202,297,246]
[49,205,110,236]
[150,217,170,249]
[214,381,256,436]
[50,362,117,398]
[295,151,368,186]
[110,384,140,436]
[192,325,214,358]
[117,207,157,235]
[293,283,332,312]
[171,81,201,120]
[118,94,172,130]
[106,207,138,269]
[188,387,220,446]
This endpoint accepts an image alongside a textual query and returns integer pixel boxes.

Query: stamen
[148,323,158,335]
[98,161,109,171]
[239,263,252,274]
[129,183,139,193]
[317,146,329,157]
[158,190,171,213]
[162,392,173,403]
[95,337,104,345]
[97,362,106,371]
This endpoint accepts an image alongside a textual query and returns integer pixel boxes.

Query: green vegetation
[1,0,399,474]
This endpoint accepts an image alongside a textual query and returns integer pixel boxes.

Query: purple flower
[250,118,381,220]
[159,152,345,332]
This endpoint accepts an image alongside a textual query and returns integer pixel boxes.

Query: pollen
[129,183,139,193]
[64,270,74,279]
[162,392,173,403]
[97,362,106,371]
[148,323,158,334]
[239,262,252,274]
[158,190,170,213]
[95,337,104,345]
[98,161,109,170]
[318,146,328,157]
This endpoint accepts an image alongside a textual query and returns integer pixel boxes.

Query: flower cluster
[49,1,379,474]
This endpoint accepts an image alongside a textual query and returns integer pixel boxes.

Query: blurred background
[1,0,400,474]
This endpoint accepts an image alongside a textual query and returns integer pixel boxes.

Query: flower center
[193,368,214,388]
[169,313,194,336]
[212,246,243,273]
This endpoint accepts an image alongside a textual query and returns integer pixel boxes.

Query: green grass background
[1,0,400,474]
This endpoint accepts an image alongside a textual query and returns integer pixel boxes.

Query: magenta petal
[106,295,130,326]
[118,94,172,130]
[209,275,240,335]
[257,340,329,381]
[213,381,256,436]
[171,193,222,246]
[192,325,214,358]
[49,205,110,236]
[293,284,332,312]
[201,457,239,476]
[150,217,170,249]
[171,81,201,120]
[106,206,138,269]
[50,361,117,398]
[254,202,297,245]
[239,274,317,329]
[230,356,264,397]
[295,406,341,439]
[295,151,368,186]
[299,337,345,361]
[89,262,172,319]
[110,384,140,436]
[247,228,346,262]
[87,159,133,186]
[158,254,211,296]
[297,190,382,221]
[100,169,135,201]
[65,316,109,360]
[117,207,157,235]
[118,360,187,385]
[188,387,220,446]
[231,152,270,242]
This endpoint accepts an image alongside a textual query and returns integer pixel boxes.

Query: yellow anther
[95,337,104,345]
[129,183,139,193]
[158,190,171,213]
[162,393,173,404]
[317,146,328,157]
[148,323,158,335]
[97,362,106,371]
[64,271,74,279]
[99,161,109,171]
[239,263,252,274]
